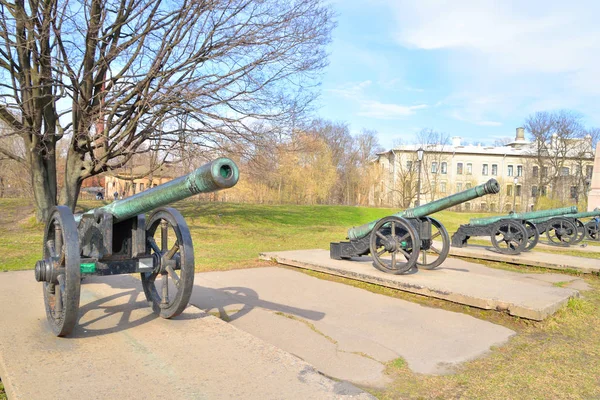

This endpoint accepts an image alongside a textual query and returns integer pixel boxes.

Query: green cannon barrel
[77,157,239,223]
[468,206,577,227]
[347,178,500,240]
[529,208,600,223]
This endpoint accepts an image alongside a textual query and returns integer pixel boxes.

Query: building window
[140,183,145,191]
[406,160,413,170]
[561,167,570,176]
[542,167,548,177]
[576,165,582,176]
[466,163,472,175]
[532,186,538,197]
[587,165,593,179]
[533,166,539,177]
[431,162,438,173]
[541,186,547,196]
[457,163,463,175]
[491,164,498,176]
[507,165,514,176]
[490,203,496,212]
[132,183,137,194]
[441,162,447,174]
[466,182,472,189]
[440,182,446,193]
[517,165,523,177]
[456,183,463,192]
[465,202,471,211]
[112,182,116,188]
[507,185,512,196]
[481,202,488,211]
[482,164,488,175]
[570,186,577,199]
[516,185,521,197]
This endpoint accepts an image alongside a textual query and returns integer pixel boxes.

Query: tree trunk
[27,141,58,222]
[60,148,85,212]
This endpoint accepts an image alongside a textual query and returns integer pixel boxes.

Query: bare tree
[415,128,450,203]
[0,0,335,220]
[524,110,593,205]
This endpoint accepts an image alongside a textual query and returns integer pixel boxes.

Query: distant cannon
[330,179,500,274]
[451,206,578,254]
[34,158,239,336]
[528,209,600,245]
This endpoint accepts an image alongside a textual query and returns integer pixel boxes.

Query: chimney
[451,136,462,147]
[516,127,525,141]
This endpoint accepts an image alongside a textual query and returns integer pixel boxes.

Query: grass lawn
[1,198,599,399]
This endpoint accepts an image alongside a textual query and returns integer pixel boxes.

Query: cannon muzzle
[468,206,577,226]
[347,178,500,240]
[77,157,239,223]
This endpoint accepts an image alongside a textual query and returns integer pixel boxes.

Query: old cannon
[451,206,578,254]
[330,179,500,274]
[34,158,239,336]
[529,209,600,245]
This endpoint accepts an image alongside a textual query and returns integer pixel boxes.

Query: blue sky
[318,0,600,149]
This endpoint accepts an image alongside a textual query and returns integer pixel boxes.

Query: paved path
[190,267,515,385]
[260,249,581,320]
[534,241,600,254]
[447,243,600,273]
[0,271,371,400]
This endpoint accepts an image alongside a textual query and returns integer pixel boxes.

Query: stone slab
[0,271,371,400]
[447,243,600,273]
[190,267,515,383]
[259,249,580,321]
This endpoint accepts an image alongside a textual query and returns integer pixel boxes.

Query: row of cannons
[33,161,598,337]
[331,178,600,275]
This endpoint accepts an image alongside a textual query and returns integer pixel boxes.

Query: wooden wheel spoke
[398,248,410,259]
[376,248,386,256]
[376,231,386,240]
[147,237,162,254]
[161,274,169,304]
[166,265,181,288]
[431,231,441,240]
[391,251,396,266]
[429,245,441,254]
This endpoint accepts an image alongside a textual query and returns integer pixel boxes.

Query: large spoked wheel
[585,220,600,240]
[573,219,586,244]
[416,217,450,270]
[490,220,527,255]
[36,206,81,337]
[523,220,539,251]
[369,216,420,274]
[546,217,578,246]
[142,207,195,319]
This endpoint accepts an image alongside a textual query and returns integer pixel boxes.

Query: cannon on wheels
[585,215,600,241]
[34,158,239,336]
[528,209,600,246]
[330,179,500,274]
[451,206,578,254]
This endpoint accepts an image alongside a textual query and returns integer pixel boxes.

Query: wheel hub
[35,258,58,283]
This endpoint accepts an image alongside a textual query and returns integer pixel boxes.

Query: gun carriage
[330,179,500,274]
[527,209,600,246]
[451,206,578,254]
[34,158,239,336]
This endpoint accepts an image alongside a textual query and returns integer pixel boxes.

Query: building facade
[373,128,595,212]
[104,165,175,200]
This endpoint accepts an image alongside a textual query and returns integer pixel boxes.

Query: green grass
[2,199,600,399]
[0,378,5,400]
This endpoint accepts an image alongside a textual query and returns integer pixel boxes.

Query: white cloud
[328,80,428,120]
[371,0,600,126]
[358,101,427,119]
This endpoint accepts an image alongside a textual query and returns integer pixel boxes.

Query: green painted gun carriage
[34,158,239,336]
[451,206,579,254]
[330,179,500,274]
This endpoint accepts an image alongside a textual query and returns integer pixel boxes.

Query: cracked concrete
[191,267,516,386]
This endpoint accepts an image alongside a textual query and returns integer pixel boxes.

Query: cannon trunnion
[34,158,239,337]
[331,179,500,275]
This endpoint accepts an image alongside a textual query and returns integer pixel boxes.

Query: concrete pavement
[190,267,516,384]
[446,243,600,273]
[260,249,582,320]
[0,271,372,400]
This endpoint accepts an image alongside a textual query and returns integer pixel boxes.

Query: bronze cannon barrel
[347,178,500,240]
[77,157,239,223]
[468,206,577,227]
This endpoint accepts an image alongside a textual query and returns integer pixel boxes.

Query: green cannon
[451,206,578,253]
[331,178,500,274]
[34,157,239,336]
[528,209,600,245]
